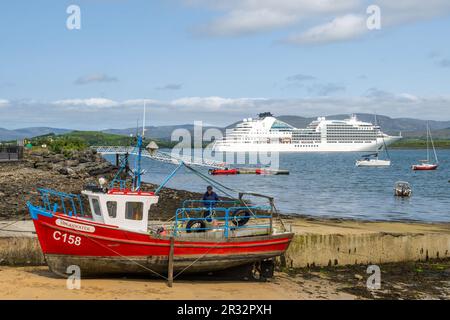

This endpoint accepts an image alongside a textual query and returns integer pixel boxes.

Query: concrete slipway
[1,218,450,267]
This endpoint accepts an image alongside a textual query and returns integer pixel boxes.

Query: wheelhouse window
[125,202,143,220]
[92,198,102,216]
[106,201,117,218]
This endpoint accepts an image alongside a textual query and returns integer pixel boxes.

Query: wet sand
[0,266,354,300]
[2,260,450,300]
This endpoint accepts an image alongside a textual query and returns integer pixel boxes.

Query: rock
[78,157,89,163]
[58,167,75,176]
[34,162,52,170]
[65,160,80,167]
[354,274,364,281]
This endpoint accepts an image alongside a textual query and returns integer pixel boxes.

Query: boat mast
[132,102,146,191]
[426,122,430,162]
[429,123,438,163]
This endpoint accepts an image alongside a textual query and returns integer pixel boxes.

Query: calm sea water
[105,149,450,222]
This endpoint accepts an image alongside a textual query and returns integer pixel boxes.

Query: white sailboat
[411,123,439,171]
[355,153,391,167]
[356,115,391,167]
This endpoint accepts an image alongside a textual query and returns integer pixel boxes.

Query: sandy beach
[0,266,354,300]
[1,259,450,300]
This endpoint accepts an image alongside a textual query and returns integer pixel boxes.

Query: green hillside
[390,139,450,149]
[28,131,176,154]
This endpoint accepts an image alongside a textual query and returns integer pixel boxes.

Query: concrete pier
[1,219,450,268]
[284,218,450,268]
[0,221,44,265]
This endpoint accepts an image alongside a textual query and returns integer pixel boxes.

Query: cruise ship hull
[214,136,402,153]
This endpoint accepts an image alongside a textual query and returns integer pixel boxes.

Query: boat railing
[173,202,273,238]
[35,188,86,217]
[181,199,242,208]
[109,179,128,190]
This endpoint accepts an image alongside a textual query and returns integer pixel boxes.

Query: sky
[1,0,450,129]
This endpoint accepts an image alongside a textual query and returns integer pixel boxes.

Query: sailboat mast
[426,122,430,162]
[429,123,438,163]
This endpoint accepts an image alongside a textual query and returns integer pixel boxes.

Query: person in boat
[202,185,219,221]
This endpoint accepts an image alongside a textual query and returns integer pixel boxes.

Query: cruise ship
[213,112,402,152]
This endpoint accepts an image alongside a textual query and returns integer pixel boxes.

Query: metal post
[167,236,175,287]
[224,210,229,238]
[125,152,130,174]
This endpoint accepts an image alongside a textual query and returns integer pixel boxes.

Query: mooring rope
[83,233,169,281]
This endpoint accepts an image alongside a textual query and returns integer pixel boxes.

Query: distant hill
[276,114,450,134]
[0,127,71,141]
[2,113,450,142]
[225,113,450,140]
[29,131,176,149]
[103,124,218,141]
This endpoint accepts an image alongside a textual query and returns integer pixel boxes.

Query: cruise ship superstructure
[213,112,402,152]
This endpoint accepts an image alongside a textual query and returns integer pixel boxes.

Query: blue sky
[1,0,450,129]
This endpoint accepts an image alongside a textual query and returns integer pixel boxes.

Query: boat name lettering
[56,219,95,233]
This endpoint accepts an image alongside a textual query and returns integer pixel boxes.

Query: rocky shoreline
[0,148,204,220]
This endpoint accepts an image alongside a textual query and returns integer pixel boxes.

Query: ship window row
[294,145,319,148]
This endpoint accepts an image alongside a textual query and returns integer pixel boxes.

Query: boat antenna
[131,103,147,191]
[142,101,146,138]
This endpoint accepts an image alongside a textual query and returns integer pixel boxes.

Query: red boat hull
[30,207,293,277]
[412,164,438,171]
[209,169,238,175]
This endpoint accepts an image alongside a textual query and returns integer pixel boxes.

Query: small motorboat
[394,181,412,197]
[28,133,293,280]
[412,123,439,171]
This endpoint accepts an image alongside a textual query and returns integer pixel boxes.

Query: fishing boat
[412,123,439,171]
[27,129,293,280]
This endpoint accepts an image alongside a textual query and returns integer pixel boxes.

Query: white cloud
[186,0,450,44]
[204,9,298,36]
[284,14,366,45]
[0,99,9,107]
[397,93,420,102]
[171,96,267,112]
[375,0,450,26]
[189,0,360,36]
[156,83,183,90]
[53,98,119,108]
[122,99,160,106]
[1,94,449,129]
[74,73,118,85]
